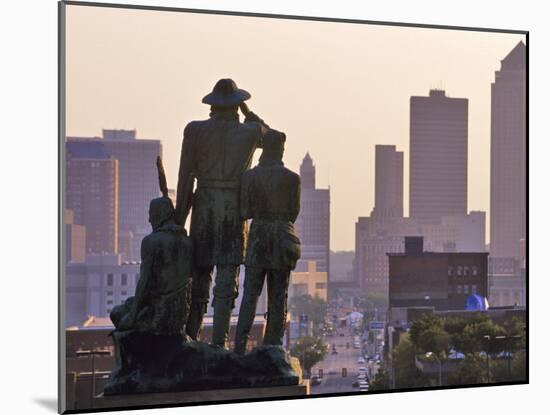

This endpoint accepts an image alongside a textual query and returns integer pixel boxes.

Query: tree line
[371,313,526,390]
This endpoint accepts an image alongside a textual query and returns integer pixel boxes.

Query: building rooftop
[501,41,526,70]
[66,139,111,160]
[102,129,136,141]
[387,251,489,257]
[429,89,446,98]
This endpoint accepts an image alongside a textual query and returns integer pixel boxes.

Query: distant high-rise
[490,42,527,260]
[354,215,419,295]
[409,89,468,224]
[421,211,486,253]
[66,140,118,255]
[65,209,86,263]
[65,253,139,326]
[67,130,162,261]
[372,145,404,218]
[295,153,330,278]
[354,144,411,295]
[300,152,316,189]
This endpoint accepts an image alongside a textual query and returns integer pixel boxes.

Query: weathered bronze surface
[175,79,270,348]
[106,80,303,395]
[113,157,193,336]
[235,130,302,354]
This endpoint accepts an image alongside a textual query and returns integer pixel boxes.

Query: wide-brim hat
[202,78,251,107]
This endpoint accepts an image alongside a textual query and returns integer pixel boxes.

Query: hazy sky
[65,4,525,251]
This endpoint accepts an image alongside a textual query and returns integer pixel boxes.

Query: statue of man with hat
[175,79,269,349]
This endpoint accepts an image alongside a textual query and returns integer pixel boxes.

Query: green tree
[370,367,390,391]
[409,315,444,349]
[503,317,526,349]
[461,318,506,356]
[491,348,526,382]
[290,335,327,378]
[416,326,451,357]
[391,334,430,389]
[288,294,327,329]
[443,313,490,354]
[447,354,488,385]
[511,350,527,382]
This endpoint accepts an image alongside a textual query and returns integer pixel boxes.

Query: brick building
[388,236,488,311]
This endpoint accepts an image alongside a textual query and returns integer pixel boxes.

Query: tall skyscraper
[67,130,162,261]
[490,42,527,260]
[66,140,119,255]
[354,144,416,295]
[372,145,404,218]
[409,89,468,224]
[354,141,483,299]
[295,153,330,279]
[300,152,316,189]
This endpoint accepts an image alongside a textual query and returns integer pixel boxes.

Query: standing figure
[234,129,301,354]
[175,79,269,348]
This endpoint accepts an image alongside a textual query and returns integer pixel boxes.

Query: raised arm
[240,102,270,146]
[175,123,196,226]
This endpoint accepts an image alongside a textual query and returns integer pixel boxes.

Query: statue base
[94,382,309,409]
[104,331,302,395]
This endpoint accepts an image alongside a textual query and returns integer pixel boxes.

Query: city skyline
[65,5,526,251]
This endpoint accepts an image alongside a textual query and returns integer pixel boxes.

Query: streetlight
[483,335,491,382]
[76,348,111,408]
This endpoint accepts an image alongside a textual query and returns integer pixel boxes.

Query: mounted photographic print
[58,1,528,413]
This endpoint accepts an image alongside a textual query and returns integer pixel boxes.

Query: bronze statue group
[111,79,302,370]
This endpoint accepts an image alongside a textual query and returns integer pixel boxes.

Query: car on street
[310,376,322,386]
[357,357,366,364]
[358,367,367,373]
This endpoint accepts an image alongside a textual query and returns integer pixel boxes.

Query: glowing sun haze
[65,5,525,251]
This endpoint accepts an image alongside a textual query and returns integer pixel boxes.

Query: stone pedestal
[105,333,302,395]
[93,382,310,410]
